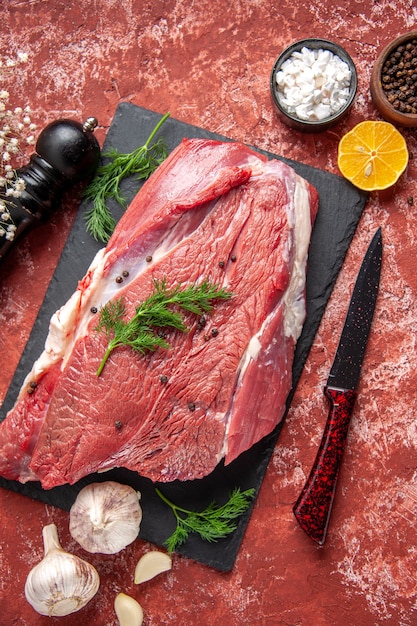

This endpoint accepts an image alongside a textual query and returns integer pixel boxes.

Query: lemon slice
[337,120,408,191]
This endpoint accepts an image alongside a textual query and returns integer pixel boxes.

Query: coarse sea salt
[275,46,352,122]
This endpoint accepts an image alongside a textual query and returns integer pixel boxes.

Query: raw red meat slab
[0,138,318,489]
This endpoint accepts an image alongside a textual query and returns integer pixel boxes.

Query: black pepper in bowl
[371,31,417,127]
[381,39,417,114]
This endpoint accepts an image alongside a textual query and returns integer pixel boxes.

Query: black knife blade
[293,227,382,545]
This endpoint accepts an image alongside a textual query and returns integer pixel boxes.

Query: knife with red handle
[293,227,382,545]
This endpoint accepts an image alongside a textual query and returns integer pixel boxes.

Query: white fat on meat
[234,165,312,385]
[282,170,313,341]
[16,248,108,400]
[219,166,313,462]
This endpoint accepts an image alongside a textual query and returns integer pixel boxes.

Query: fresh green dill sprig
[155,487,255,553]
[95,278,232,376]
[84,112,170,243]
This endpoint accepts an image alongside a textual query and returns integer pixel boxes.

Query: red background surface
[1,2,416,624]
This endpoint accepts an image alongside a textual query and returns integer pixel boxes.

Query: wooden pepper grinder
[0,117,101,262]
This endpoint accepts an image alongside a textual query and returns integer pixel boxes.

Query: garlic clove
[114,592,144,626]
[69,481,142,554]
[134,550,172,584]
[24,523,100,617]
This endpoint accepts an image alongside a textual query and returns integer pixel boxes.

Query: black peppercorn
[197,315,207,330]
[27,380,37,395]
[381,39,417,114]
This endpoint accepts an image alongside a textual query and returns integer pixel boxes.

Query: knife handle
[293,386,357,545]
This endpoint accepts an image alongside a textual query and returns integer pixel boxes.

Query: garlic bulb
[134,550,172,584]
[114,592,144,626]
[69,481,142,554]
[24,523,100,617]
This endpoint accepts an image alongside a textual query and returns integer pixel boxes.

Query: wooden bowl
[370,31,417,128]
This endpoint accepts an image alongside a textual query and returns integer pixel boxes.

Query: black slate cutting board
[0,103,367,571]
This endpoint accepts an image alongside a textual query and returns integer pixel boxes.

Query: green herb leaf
[84,112,170,243]
[155,487,256,553]
[95,278,232,376]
